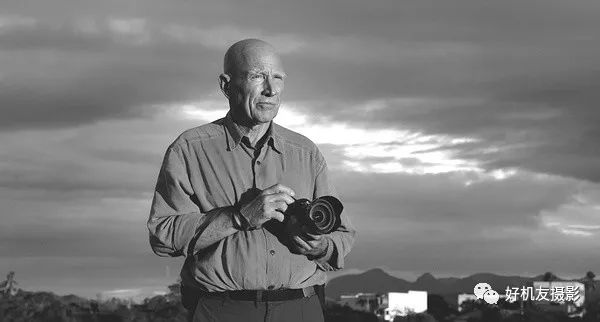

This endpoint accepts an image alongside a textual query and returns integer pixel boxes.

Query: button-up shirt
[147,113,356,292]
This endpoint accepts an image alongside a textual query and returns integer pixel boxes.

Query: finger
[270,211,285,222]
[262,183,284,195]
[302,233,322,241]
[267,192,295,205]
[307,239,325,248]
[298,226,323,240]
[263,184,295,197]
[270,200,288,213]
[292,235,313,252]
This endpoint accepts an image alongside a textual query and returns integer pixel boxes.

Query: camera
[284,196,343,235]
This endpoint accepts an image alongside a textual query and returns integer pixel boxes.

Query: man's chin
[253,109,279,123]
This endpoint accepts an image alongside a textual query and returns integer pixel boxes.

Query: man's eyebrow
[245,69,288,78]
[274,71,288,78]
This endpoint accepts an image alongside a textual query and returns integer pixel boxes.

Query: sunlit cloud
[100,287,168,303]
[175,101,538,178]
[106,17,150,44]
[184,101,519,180]
[489,168,519,180]
[107,18,147,36]
[568,224,600,231]
[540,184,600,238]
[559,229,593,237]
[176,101,488,175]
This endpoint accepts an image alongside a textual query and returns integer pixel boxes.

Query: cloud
[0,14,36,29]
[2,12,598,184]
[335,170,578,228]
[340,171,600,276]
[540,184,600,239]
[0,105,209,198]
[0,16,224,130]
[282,91,600,182]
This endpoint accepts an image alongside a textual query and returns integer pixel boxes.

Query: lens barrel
[286,196,343,235]
[307,198,339,234]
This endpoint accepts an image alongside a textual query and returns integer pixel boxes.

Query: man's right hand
[238,184,296,229]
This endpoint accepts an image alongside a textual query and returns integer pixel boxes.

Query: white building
[378,291,428,321]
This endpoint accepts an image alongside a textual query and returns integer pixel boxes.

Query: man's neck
[243,123,270,147]
[230,112,271,147]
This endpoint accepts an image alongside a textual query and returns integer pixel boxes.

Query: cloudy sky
[1,0,600,298]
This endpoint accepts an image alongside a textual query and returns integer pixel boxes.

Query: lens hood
[286,196,343,235]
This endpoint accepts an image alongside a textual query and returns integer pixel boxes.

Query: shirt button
[269,249,275,255]
[268,285,275,290]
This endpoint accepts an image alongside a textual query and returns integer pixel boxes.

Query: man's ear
[219,73,231,99]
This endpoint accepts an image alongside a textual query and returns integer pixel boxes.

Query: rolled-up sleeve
[312,150,357,271]
[147,143,205,257]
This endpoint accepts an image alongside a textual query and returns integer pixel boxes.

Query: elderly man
[147,39,356,322]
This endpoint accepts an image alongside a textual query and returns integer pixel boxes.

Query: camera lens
[308,199,338,234]
[312,210,324,222]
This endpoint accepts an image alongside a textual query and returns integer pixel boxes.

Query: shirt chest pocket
[278,167,313,200]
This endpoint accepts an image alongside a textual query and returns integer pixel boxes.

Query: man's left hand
[289,232,328,257]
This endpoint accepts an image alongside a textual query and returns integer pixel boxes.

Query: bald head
[219,38,286,126]
[223,39,282,76]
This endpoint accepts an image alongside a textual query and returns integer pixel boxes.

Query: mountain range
[326,268,597,304]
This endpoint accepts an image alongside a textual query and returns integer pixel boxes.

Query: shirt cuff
[311,237,335,270]
[231,209,246,231]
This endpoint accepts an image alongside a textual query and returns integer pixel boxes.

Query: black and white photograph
[1,1,599,321]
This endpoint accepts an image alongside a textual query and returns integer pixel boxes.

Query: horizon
[5,267,595,301]
[2,0,600,300]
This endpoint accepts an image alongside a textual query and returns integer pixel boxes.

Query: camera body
[284,196,343,235]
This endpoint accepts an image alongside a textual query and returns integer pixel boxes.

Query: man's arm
[310,154,357,271]
[147,143,239,257]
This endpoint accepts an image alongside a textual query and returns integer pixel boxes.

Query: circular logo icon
[483,289,500,304]
[473,283,492,299]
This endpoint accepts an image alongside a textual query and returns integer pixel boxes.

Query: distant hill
[1,286,374,322]
[0,288,188,322]
[325,268,413,297]
[326,268,598,305]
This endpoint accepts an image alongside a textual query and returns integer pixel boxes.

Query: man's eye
[250,74,263,80]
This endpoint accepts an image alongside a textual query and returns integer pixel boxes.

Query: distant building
[377,291,428,321]
[339,292,380,312]
[339,290,428,321]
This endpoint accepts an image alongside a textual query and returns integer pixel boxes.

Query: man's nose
[262,77,277,97]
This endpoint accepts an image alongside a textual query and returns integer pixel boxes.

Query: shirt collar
[224,112,282,154]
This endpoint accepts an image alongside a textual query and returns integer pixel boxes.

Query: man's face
[227,50,286,125]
